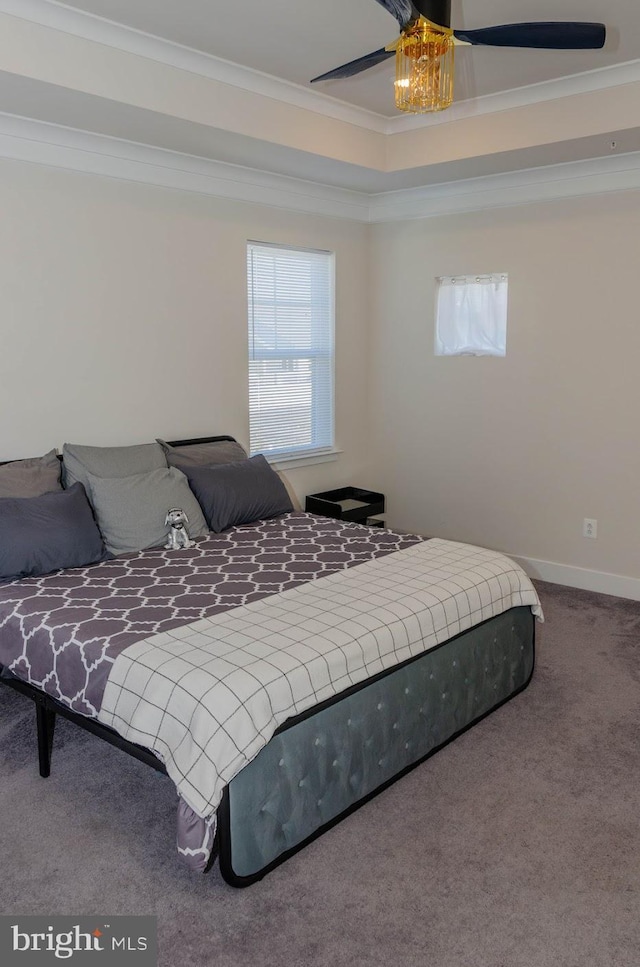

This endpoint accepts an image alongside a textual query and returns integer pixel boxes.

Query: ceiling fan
[310,1,606,114]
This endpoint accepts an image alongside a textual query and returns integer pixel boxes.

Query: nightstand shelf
[305,487,385,527]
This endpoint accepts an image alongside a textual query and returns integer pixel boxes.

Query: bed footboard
[218,606,535,886]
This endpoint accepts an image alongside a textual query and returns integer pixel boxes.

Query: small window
[247,242,335,461]
[435,274,508,357]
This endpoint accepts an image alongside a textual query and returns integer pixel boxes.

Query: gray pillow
[86,467,209,555]
[0,450,62,498]
[0,483,109,582]
[158,438,248,468]
[182,455,293,533]
[62,442,167,494]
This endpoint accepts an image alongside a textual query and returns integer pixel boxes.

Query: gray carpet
[1,581,639,966]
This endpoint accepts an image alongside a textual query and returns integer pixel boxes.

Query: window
[247,242,335,461]
[435,274,508,357]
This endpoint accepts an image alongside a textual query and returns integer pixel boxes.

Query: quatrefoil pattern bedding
[0,513,423,716]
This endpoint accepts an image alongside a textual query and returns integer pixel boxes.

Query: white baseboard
[510,554,640,602]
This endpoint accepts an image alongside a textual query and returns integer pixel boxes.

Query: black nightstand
[305,487,385,527]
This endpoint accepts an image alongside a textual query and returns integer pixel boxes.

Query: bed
[0,437,542,886]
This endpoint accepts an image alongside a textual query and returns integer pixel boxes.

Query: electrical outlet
[583,518,598,539]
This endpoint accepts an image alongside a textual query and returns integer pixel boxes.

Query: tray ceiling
[53,0,638,115]
[0,0,638,201]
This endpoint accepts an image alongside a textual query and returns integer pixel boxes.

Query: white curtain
[435,274,508,357]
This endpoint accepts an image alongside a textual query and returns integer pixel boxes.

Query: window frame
[247,240,336,463]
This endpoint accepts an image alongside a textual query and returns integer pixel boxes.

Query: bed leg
[35,701,56,778]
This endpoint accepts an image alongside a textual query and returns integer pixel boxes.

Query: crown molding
[0,0,390,133]
[0,113,371,221]
[368,151,640,221]
[385,58,640,133]
[4,0,640,140]
[1,111,640,224]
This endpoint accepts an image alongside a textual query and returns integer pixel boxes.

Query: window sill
[266,449,343,471]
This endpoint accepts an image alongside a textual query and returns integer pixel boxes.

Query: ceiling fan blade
[311,48,395,83]
[453,22,606,49]
[372,0,418,28]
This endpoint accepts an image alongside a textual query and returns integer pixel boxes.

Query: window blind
[247,242,335,460]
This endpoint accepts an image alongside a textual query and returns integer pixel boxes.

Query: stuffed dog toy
[164,507,196,550]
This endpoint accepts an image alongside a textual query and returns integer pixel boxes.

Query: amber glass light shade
[394,20,454,114]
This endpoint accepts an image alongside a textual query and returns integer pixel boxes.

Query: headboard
[0,436,239,466]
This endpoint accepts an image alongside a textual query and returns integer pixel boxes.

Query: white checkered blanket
[98,539,543,819]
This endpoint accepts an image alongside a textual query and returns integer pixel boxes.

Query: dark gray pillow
[86,467,209,555]
[0,483,109,582]
[62,441,167,494]
[183,455,293,533]
[0,450,62,498]
[158,438,248,468]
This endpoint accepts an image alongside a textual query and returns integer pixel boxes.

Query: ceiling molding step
[0,0,389,133]
[0,112,371,221]
[368,151,640,221]
[6,0,640,138]
[385,59,640,134]
[1,111,640,225]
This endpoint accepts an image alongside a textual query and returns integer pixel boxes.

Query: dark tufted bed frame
[0,437,536,887]
[218,606,534,885]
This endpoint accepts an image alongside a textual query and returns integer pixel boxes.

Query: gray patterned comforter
[0,513,423,714]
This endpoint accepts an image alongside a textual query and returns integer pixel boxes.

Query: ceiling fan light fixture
[394,18,454,114]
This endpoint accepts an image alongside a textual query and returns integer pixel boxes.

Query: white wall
[0,158,372,501]
[369,191,640,590]
[5,155,640,594]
